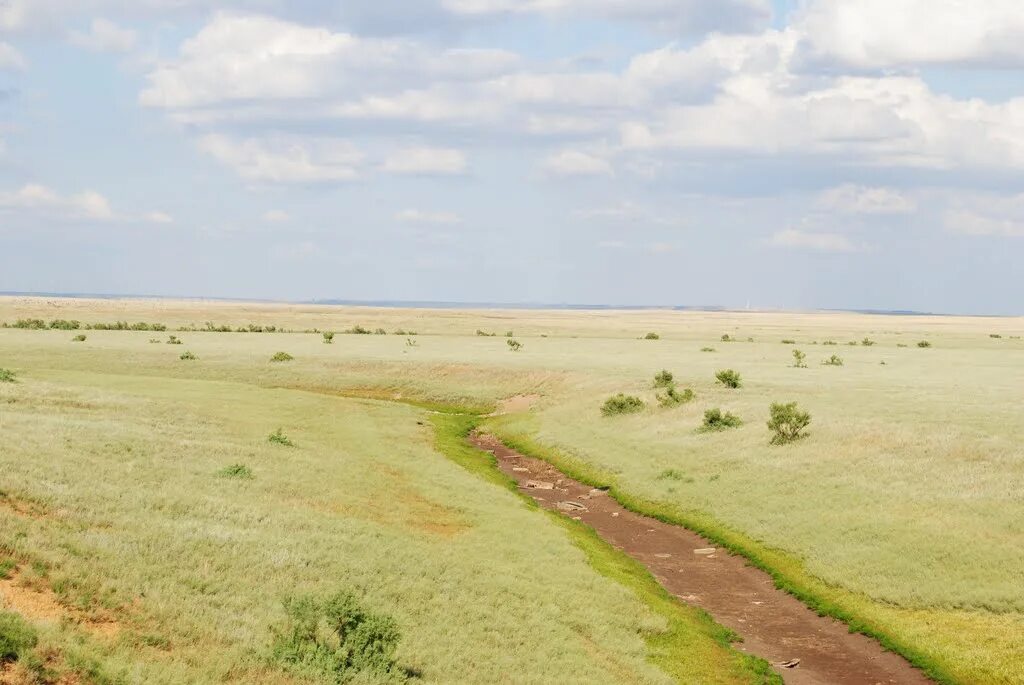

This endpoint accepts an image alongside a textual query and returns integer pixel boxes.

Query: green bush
[217,464,254,479]
[505,331,514,338]
[715,369,742,388]
[476,329,496,337]
[781,339,795,344]
[861,338,876,346]
[345,325,372,335]
[72,334,87,342]
[271,591,407,683]
[700,347,716,353]
[822,340,838,346]
[374,328,387,335]
[917,340,932,348]
[601,394,645,416]
[653,370,674,388]
[405,338,418,348]
[657,386,694,408]
[269,428,295,447]
[0,368,17,383]
[0,610,38,662]
[643,332,660,340]
[767,402,811,445]
[167,335,183,345]
[179,351,198,361]
[271,352,294,362]
[720,334,732,342]
[506,339,522,352]
[990,333,1002,339]
[791,349,807,368]
[322,332,335,344]
[700,408,742,432]
[822,354,843,367]
[13,319,46,329]
[49,319,81,330]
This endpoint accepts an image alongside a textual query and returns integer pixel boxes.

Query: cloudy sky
[1,0,1023,313]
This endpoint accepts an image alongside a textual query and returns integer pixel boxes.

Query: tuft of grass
[862,338,876,346]
[601,394,645,416]
[699,408,742,432]
[767,402,811,445]
[656,469,691,482]
[822,354,843,367]
[917,340,932,348]
[0,610,38,663]
[270,351,294,363]
[506,339,523,352]
[989,333,1002,339]
[0,368,17,383]
[714,369,742,388]
[791,349,807,368]
[720,334,732,342]
[166,335,183,345]
[700,347,716,353]
[217,464,253,479]
[268,428,295,447]
[781,339,796,345]
[653,370,674,388]
[179,351,198,361]
[72,334,87,342]
[657,386,694,408]
[322,332,335,344]
[271,591,408,683]
[0,559,15,579]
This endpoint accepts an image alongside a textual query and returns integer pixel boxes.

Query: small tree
[653,370,674,388]
[767,402,811,445]
[507,339,522,352]
[700,408,742,432]
[791,349,807,368]
[322,331,335,344]
[715,369,742,388]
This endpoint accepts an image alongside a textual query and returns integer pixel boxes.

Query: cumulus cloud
[394,209,462,224]
[769,228,858,252]
[0,183,168,224]
[381,147,466,175]
[816,184,916,214]
[944,194,1024,237]
[69,18,137,53]
[198,134,364,183]
[542,150,613,176]
[0,42,27,70]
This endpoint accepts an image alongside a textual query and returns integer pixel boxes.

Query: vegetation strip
[482,421,954,684]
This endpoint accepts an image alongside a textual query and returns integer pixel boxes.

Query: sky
[1,0,1023,314]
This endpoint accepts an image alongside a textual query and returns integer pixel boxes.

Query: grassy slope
[0,362,771,683]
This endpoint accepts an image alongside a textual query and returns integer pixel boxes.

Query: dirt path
[471,433,932,685]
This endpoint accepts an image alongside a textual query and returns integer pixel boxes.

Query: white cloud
[381,147,466,175]
[69,18,137,53]
[395,209,462,224]
[943,195,1024,237]
[145,211,173,223]
[0,42,27,70]
[816,184,915,214]
[198,134,364,183]
[263,210,291,222]
[543,150,613,176]
[0,184,114,220]
[769,228,857,252]
[795,0,1024,69]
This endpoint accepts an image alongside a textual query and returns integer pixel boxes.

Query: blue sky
[1,1,1023,313]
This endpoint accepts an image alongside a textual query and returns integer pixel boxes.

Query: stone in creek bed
[512,467,529,472]
[693,548,716,555]
[525,480,555,490]
[556,501,588,512]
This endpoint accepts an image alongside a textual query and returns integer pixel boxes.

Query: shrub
[781,339,795,344]
[345,325,371,335]
[715,369,742,388]
[657,469,691,482]
[271,591,406,683]
[167,335,182,345]
[657,386,694,407]
[847,341,858,346]
[720,334,732,342]
[791,349,807,368]
[917,340,932,348]
[322,332,335,344]
[217,464,254,479]
[0,610,38,662]
[149,338,161,344]
[644,332,660,340]
[405,338,418,348]
[0,368,17,383]
[476,330,496,337]
[269,428,294,447]
[13,319,46,329]
[701,347,716,353]
[767,402,811,445]
[506,339,522,352]
[861,338,876,346]
[822,340,838,346]
[897,343,908,348]
[653,370,674,388]
[822,354,843,366]
[990,333,1002,339]
[49,319,81,330]
[179,351,198,361]
[601,394,645,416]
[374,328,387,335]
[505,331,514,337]
[271,352,294,362]
[72,334,87,342]
[700,408,742,432]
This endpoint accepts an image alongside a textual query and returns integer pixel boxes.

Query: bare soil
[471,433,933,685]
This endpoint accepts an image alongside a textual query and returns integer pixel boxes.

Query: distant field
[2,296,1024,683]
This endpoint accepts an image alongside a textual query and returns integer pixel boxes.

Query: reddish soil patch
[490,394,541,416]
[0,571,120,639]
[471,433,932,685]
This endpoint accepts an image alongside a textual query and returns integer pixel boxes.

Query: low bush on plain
[476,330,496,337]
[653,370,674,388]
[643,332,660,340]
[657,386,694,408]
[217,464,254,479]
[72,334,87,342]
[917,340,932,348]
[269,428,295,447]
[405,338,418,348]
[822,354,843,367]
[720,334,732,342]
[701,347,716,353]
[990,333,1002,339]
[861,338,876,346]
[12,318,46,329]
[271,591,407,684]
[822,340,838,346]
[700,408,742,432]
[715,369,742,388]
[0,368,17,383]
[167,335,182,345]
[767,402,811,445]
[345,325,372,335]
[0,610,38,663]
[49,319,81,330]
[271,352,294,362]
[601,394,645,416]
[791,349,807,368]
[657,469,692,482]
[506,339,522,351]
[780,339,795,344]
[322,332,335,344]
[179,351,198,361]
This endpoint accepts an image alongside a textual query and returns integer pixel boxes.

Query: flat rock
[694,548,716,555]
[525,480,555,490]
[556,501,588,512]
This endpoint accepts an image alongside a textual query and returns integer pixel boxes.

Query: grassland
[2,295,1023,683]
